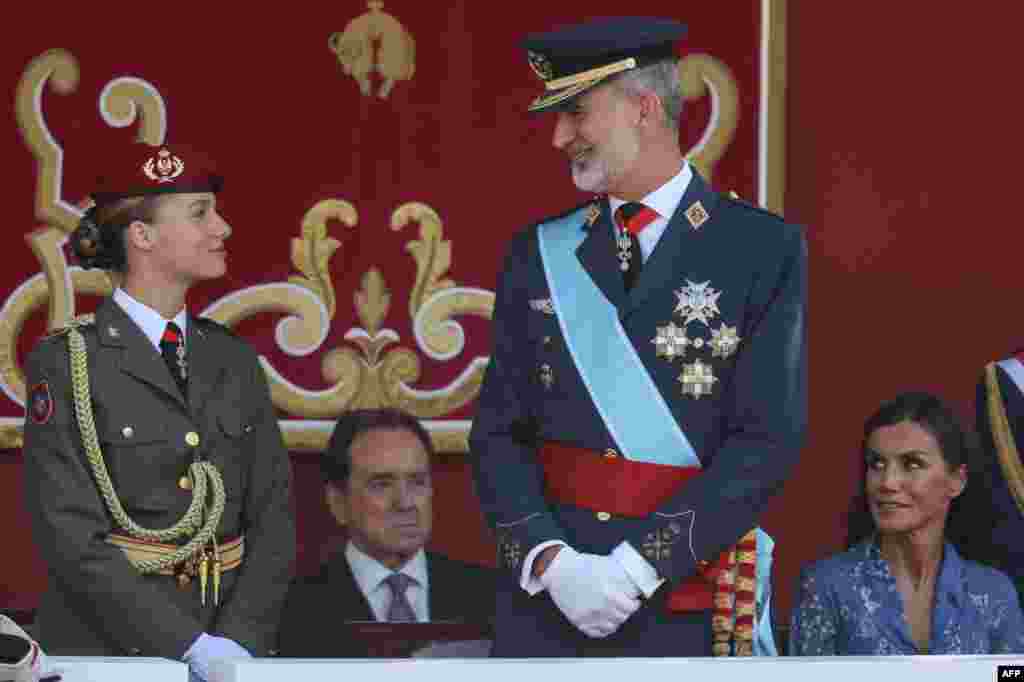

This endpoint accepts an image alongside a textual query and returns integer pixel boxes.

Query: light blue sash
[537,209,698,467]
[537,208,778,655]
[997,357,1024,396]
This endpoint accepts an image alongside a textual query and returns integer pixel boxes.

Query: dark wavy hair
[321,408,434,487]
[70,196,166,272]
[845,391,993,559]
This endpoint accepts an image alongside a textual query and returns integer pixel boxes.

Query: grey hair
[613,59,684,131]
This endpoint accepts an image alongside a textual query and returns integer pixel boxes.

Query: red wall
[3,3,1022,628]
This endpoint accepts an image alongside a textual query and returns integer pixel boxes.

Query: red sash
[538,442,731,611]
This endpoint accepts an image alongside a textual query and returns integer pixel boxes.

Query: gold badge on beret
[142,148,185,184]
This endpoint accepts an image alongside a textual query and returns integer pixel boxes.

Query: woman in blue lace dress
[789,392,1024,655]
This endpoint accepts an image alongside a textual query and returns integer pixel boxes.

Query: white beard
[570,151,611,194]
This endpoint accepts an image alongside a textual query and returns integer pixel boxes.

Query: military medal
[678,359,717,399]
[616,228,632,272]
[710,324,741,359]
[652,321,691,361]
[674,280,721,327]
[175,341,187,380]
[538,363,554,391]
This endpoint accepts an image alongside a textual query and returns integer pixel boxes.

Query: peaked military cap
[522,16,687,113]
[91,142,223,207]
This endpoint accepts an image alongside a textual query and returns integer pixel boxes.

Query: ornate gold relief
[7,50,495,454]
[289,199,353,320]
[328,1,416,99]
[679,54,740,184]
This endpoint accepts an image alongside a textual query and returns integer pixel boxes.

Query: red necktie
[615,202,659,235]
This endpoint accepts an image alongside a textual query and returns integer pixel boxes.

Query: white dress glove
[539,546,641,638]
[183,633,252,682]
[0,614,53,682]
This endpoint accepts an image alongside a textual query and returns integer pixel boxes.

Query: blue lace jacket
[789,539,1024,655]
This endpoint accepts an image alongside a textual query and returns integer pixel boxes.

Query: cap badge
[527,51,554,81]
[142,148,185,184]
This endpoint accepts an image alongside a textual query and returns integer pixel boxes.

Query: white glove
[539,547,641,638]
[0,614,53,682]
[183,633,251,682]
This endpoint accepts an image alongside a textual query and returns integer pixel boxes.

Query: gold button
[121,426,134,439]
[178,476,192,491]
[185,431,200,447]
[604,449,618,459]
[697,560,710,569]
[596,511,612,522]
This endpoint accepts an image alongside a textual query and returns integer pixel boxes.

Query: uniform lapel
[574,199,628,313]
[186,318,225,417]
[99,299,185,406]
[624,172,721,317]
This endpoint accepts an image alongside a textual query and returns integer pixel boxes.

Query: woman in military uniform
[21,143,295,681]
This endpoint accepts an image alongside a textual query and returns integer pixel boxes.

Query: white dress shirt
[519,162,695,598]
[112,288,188,351]
[346,541,430,622]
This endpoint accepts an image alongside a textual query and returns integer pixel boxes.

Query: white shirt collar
[112,288,188,352]
[608,160,693,226]
[345,540,428,601]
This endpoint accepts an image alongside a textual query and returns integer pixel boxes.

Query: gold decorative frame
[4,12,787,453]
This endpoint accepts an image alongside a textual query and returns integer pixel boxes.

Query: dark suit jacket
[976,355,1024,595]
[22,298,295,657]
[277,549,495,657]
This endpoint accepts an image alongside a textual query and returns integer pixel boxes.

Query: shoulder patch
[28,382,53,425]
[534,198,603,229]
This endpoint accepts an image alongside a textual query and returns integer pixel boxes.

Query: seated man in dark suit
[278,408,494,657]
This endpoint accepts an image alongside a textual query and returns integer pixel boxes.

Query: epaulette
[535,197,604,230]
[192,316,238,338]
[719,191,785,222]
[44,314,97,338]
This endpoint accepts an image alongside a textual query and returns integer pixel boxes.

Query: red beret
[91,143,223,207]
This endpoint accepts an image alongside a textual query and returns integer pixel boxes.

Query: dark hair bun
[70,207,114,269]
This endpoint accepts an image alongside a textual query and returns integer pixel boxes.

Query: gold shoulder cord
[985,362,1024,517]
[66,318,226,574]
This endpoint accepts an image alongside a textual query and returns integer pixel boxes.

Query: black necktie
[160,321,188,400]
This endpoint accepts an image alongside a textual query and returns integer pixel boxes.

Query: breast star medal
[678,359,717,399]
[709,324,741,359]
[674,280,721,327]
[652,321,691,361]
